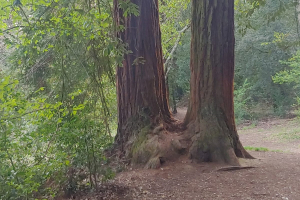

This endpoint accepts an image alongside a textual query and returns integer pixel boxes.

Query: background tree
[235,0,298,120]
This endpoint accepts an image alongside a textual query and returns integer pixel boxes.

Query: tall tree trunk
[184,0,253,165]
[114,0,174,167]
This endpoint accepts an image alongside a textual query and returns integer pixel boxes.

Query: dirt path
[79,107,300,200]
[174,107,187,121]
[113,151,300,200]
[238,118,300,154]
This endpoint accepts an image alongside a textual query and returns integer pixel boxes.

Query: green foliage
[0,75,63,198]
[160,0,190,57]
[235,0,297,119]
[235,0,294,35]
[273,51,300,85]
[159,0,191,105]
[119,0,139,17]
[273,51,300,117]
[0,75,114,199]
[167,32,191,107]
[0,0,130,198]
[234,79,252,123]
[235,0,266,35]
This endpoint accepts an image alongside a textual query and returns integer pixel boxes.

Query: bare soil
[76,108,300,200]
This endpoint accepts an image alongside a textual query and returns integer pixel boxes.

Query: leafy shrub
[234,79,252,123]
[0,75,114,199]
[273,51,300,117]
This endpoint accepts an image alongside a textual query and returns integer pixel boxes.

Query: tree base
[185,114,254,166]
[188,132,241,166]
[126,123,188,169]
[116,112,253,169]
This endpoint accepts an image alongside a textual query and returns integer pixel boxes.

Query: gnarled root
[126,124,187,169]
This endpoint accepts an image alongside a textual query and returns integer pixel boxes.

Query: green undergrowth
[0,76,115,199]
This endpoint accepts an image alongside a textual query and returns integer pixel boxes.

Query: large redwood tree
[114,0,174,166]
[184,0,253,165]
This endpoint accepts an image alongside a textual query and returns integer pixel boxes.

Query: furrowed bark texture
[296,0,300,37]
[185,0,252,165]
[114,0,172,152]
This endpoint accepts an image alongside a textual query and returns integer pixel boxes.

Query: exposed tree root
[216,166,256,172]
[113,117,255,169]
[114,110,253,169]
[126,123,188,169]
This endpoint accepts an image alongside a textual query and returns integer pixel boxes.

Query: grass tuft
[244,146,269,152]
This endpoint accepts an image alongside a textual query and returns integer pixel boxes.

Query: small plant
[244,146,269,152]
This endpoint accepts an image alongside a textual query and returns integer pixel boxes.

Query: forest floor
[77,107,300,200]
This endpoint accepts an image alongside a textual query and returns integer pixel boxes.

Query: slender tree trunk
[172,84,177,114]
[184,0,252,165]
[296,0,300,38]
[114,0,174,167]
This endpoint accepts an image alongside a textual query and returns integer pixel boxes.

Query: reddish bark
[114,0,172,150]
[185,0,253,165]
